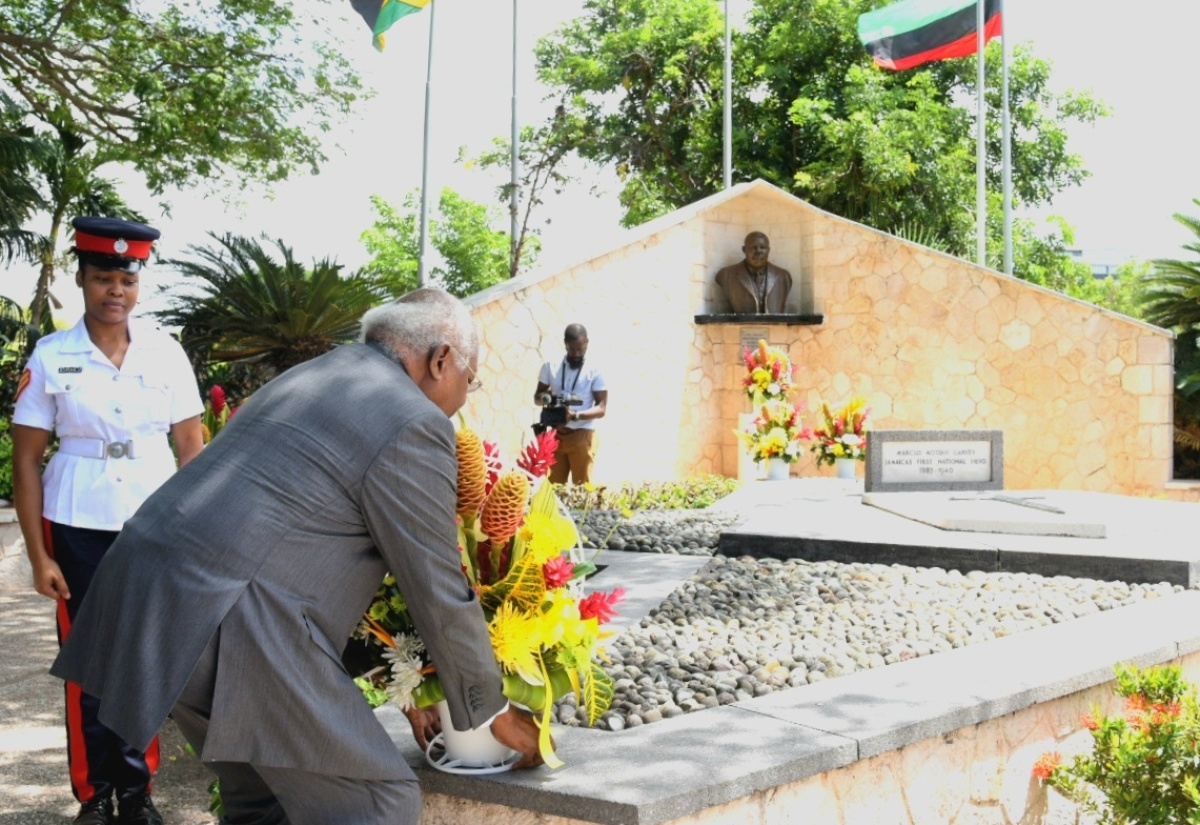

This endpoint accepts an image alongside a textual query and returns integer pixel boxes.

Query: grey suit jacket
[52,343,506,780]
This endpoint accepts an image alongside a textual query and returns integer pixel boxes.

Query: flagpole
[975,0,986,267]
[1001,7,1013,275]
[510,0,521,276]
[723,0,732,189]
[417,0,438,286]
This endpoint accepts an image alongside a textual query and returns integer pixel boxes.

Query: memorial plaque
[865,430,1003,493]
[738,327,769,360]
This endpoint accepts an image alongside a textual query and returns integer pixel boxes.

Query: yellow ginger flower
[455,428,488,517]
[480,471,530,545]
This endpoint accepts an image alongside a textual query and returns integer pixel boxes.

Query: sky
[10,0,1200,320]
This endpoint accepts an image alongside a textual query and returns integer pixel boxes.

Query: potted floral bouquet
[810,397,870,470]
[736,400,811,469]
[741,339,795,405]
[358,425,624,768]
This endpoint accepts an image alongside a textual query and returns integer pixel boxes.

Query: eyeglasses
[448,346,482,393]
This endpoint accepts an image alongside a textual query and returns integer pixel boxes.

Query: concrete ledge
[716,484,1200,587]
[385,590,1200,825]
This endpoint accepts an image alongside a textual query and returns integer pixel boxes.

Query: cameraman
[533,323,607,485]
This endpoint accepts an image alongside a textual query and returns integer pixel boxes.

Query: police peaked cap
[72,216,160,262]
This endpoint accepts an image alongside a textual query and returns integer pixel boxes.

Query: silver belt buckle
[106,441,129,459]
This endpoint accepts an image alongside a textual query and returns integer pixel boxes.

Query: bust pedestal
[694,313,824,326]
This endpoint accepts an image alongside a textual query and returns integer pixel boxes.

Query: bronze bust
[715,231,793,314]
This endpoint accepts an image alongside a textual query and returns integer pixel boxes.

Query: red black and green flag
[858,0,1002,71]
[350,0,431,51]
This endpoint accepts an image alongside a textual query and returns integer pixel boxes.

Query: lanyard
[560,359,582,394]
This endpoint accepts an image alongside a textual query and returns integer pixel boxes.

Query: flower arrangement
[735,400,811,464]
[741,339,795,404]
[200,385,234,443]
[1034,663,1200,822]
[809,396,870,467]
[357,424,624,768]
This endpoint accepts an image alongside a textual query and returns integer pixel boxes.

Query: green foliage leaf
[580,661,614,727]
[0,0,363,193]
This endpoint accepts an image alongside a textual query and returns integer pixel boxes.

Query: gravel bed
[556,509,1184,731]
[572,508,740,555]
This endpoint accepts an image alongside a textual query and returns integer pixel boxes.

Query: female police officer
[12,217,204,825]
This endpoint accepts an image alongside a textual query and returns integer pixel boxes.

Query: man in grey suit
[52,288,543,824]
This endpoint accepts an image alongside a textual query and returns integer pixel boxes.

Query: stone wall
[466,181,1177,497]
[416,649,1200,825]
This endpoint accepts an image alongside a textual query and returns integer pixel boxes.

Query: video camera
[534,392,583,435]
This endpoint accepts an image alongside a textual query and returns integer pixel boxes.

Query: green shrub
[0,420,12,502]
[1035,662,1200,824]
[553,474,740,511]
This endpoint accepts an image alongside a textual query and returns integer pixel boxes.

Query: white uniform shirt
[537,358,607,431]
[13,317,204,531]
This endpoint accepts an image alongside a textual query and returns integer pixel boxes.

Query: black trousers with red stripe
[47,520,160,804]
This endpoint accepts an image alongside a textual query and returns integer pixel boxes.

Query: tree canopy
[535,0,1107,271]
[0,0,364,193]
[359,189,536,299]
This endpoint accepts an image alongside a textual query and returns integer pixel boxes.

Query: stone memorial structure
[458,179,1188,501]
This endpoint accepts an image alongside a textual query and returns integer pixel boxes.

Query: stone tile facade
[465,180,1177,497]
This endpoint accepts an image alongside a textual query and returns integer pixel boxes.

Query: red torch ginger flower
[1032,752,1061,780]
[517,430,559,478]
[542,556,575,590]
[579,588,625,624]
[210,385,227,416]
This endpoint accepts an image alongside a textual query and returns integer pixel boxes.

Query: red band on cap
[75,231,153,260]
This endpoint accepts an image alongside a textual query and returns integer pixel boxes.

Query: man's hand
[489,705,549,769]
[404,705,441,751]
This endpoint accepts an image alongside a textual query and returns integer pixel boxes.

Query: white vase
[835,457,857,479]
[430,699,516,771]
[765,457,790,480]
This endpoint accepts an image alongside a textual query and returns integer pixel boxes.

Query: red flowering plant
[357,423,624,767]
[1034,663,1200,822]
[200,384,235,443]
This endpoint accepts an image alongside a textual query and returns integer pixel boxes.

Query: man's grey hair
[359,288,479,367]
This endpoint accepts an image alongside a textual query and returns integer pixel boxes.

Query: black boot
[117,792,163,825]
[72,796,114,825]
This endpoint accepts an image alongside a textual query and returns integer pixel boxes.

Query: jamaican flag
[350,0,431,51]
[858,0,1002,71]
